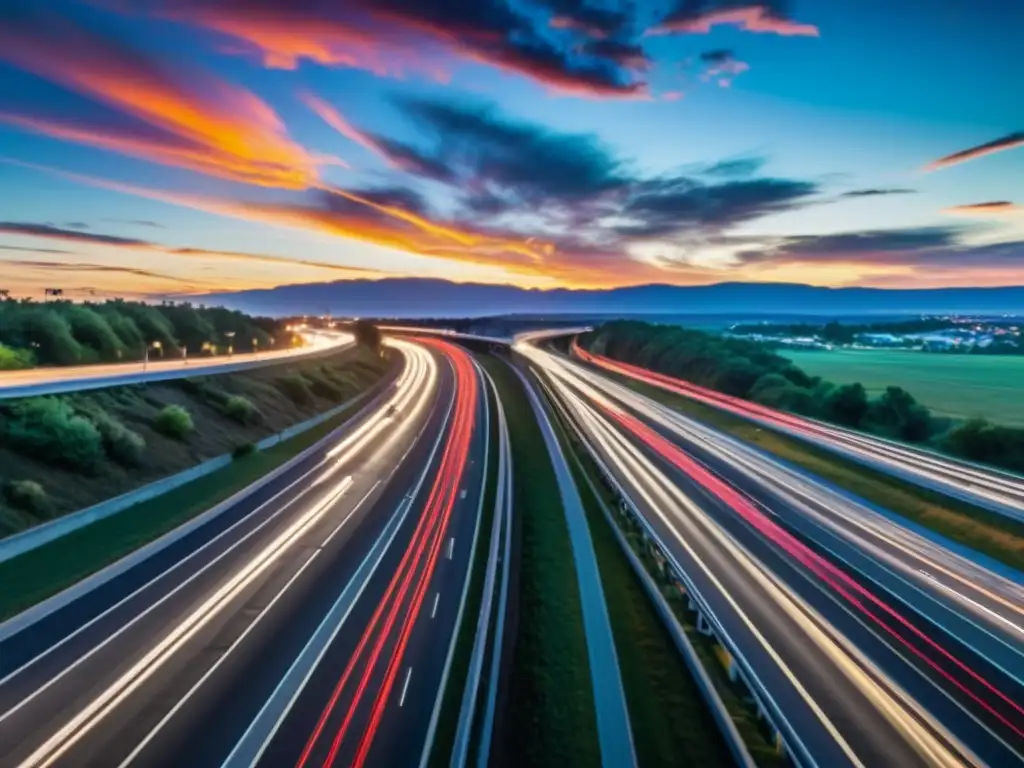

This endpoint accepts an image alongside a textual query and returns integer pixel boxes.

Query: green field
[783,350,1024,426]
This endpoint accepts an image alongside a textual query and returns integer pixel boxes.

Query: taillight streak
[600,402,1024,740]
[294,339,478,768]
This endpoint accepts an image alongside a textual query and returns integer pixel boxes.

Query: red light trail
[295,338,478,768]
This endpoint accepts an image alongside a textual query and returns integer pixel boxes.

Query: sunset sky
[0,0,1021,299]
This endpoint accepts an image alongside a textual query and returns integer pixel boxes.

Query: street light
[224,331,236,357]
[252,337,259,355]
[143,340,162,371]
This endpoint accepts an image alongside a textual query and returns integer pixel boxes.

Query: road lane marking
[399,667,413,707]
[447,538,455,560]
[431,593,440,619]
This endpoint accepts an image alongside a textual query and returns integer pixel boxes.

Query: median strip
[479,355,602,768]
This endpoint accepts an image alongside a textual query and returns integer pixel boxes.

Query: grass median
[606,372,1024,572]
[427,370,500,768]
[0,390,376,621]
[482,355,601,768]
[542,386,738,768]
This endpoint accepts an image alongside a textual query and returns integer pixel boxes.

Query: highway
[520,341,1024,768]
[0,335,491,768]
[0,331,353,400]
[573,342,1024,520]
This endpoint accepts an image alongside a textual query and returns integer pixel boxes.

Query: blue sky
[0,0,1021,298]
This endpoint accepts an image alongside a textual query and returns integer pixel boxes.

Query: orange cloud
[944,201,1022,217]
[300,92,399,164]
[653,5,819,36]
[0,12,317,188]
[924,132,1024,171]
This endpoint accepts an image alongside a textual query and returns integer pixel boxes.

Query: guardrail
[449,363,512,768]
[535,372,756,768]
[0,340,353,400]
[417,355,494,767]
[532,364,812,768]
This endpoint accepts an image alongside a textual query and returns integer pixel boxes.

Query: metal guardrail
[514,363,637,768]
[537,373,755,768]
[0,342,353,400]
[533,366,814,768]
[417,355,493,768]
[449,363,512,768]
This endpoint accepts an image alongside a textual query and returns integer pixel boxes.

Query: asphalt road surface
[0,336,490,768]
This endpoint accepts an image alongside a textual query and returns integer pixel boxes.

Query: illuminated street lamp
[252,337,259,355]
[225,331,236,356]
[143,340,162,371]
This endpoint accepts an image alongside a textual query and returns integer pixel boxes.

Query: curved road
[0,332,353,400]
[0,336,490,768]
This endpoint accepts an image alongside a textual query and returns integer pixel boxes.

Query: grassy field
[481,356,601,768]
[783,349,1024,425]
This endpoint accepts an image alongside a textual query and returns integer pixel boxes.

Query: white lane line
[447,537,455,560]
[116,481,382,767]
[323,481,381,547]
[1,346,426,690]
[399,667,413,707]
[918,571,1024,637]
[431,593,440,619]
[459,489,467,500]
[17,475,356,768]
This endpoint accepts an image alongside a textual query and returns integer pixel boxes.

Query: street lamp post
[225,331,236,357]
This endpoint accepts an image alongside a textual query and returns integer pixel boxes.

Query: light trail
[5,337,440,768]
[572,342,1024,517]
[521,340,1024,765]
[294,338,479,768]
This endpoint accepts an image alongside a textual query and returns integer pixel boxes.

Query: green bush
[306,372,344,401]
[232,442,258,460]
[3,398,104,472]
[0,343,33,370]
[2,479,50,515]
[276,373,312,405]
[91,409,146,466]
[224,395,261,425]
[154,405,194,440]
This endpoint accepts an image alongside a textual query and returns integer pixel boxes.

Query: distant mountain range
[192,279,1024,318]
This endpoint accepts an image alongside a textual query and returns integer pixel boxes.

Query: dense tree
[0,298,293,365]
[826,382,869,427]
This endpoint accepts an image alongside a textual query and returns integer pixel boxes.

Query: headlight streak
[293,338,479,768]
[573,343,1024,514]
[13,337,440,768]
[549,346,1024,647]
[548,373,960,767]
[520,342,1006,767]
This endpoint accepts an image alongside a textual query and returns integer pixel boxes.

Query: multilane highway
[520,340,1024,768]
[573,342,1024,520]
[0,335,490,768]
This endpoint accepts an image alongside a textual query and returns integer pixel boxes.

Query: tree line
[582,321,1024,474]
[0,298,301,369]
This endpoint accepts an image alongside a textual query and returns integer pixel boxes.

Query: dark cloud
[700,48,733,64]
[773,227,958,255]
[924,131,1024,171]
[151,0,648,97]
[398,97,628,204]
[541,0,632,37]
[0,222,150,247]
[581,39,650,70]
[841,188,916,197]
[106,219,166,228]
[619,177,817,237]
[65,222,90,230]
